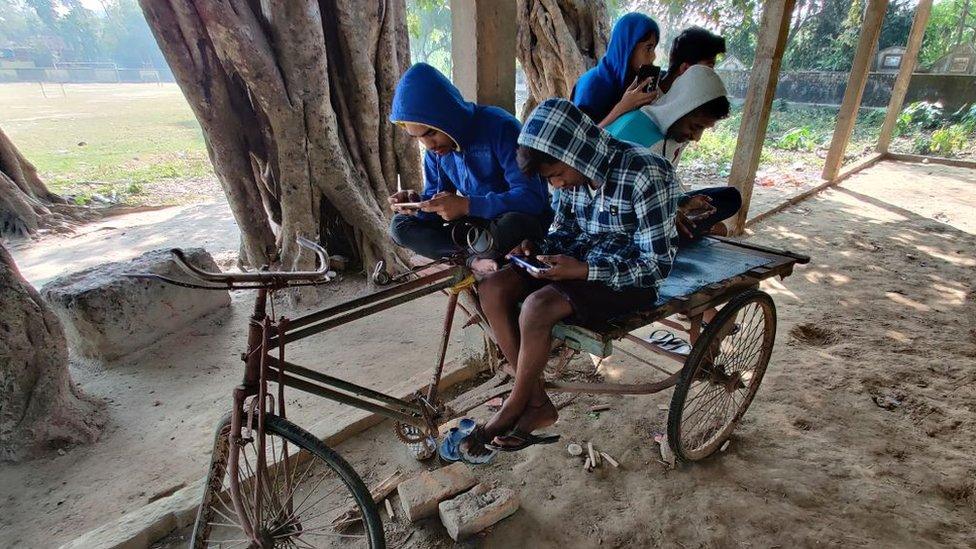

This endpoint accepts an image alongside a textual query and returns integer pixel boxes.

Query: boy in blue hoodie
[459,99,679,458]
[572,13,662,128]
[553,13,660,211]
[388,63,551,273]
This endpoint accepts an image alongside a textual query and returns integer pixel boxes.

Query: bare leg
[461,285,572,456]
[469,257,499,276]
[483,287,571,441]
[478,268,530,374]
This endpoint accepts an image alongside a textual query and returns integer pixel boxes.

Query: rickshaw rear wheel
[667,289,776,462]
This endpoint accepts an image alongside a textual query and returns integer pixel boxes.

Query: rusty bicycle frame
[144,235,808,546]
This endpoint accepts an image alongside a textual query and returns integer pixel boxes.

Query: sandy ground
[4,160,974,548]
[8,197,236,287]
[154,160,975,549]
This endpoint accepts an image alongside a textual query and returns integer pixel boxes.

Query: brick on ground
[397,462,477,522]
[438,483,520,541]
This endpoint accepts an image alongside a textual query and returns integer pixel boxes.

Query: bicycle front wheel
[191,413,385,548]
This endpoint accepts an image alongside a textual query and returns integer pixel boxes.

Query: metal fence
[0,66,175,84]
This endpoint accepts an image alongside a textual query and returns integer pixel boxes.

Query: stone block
[397,462,477,522]
[41,248,230,362]
[58,479,203,549]
[438,483,519,541]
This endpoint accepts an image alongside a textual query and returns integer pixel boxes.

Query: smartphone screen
[510,255,551,274]
[392,202,423,211]
[636,64,661,93]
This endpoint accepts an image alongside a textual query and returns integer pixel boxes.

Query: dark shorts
[512,267,657,329]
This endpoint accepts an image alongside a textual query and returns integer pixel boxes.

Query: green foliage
[0,0,166,67]
[896,101,946,136]
[928,124,970,155]
[920,0,976,68]
[953,104,976,133]
[775,127,817,151]
[406,0,452,77]
[628,0,925,72]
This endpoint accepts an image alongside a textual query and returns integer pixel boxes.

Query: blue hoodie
[571,13,660,123]
[390,63,550,222]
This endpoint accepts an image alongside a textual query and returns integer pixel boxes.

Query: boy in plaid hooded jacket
[461,98,680,456]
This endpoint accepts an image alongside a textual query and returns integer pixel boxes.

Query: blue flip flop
[439,419,495,464]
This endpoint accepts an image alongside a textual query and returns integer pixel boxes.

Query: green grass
[0,83,212,201]
[682,101,887,174]
[2,83,968,207]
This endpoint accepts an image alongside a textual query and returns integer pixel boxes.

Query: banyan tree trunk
[516,0,610,120]
[0,243,104,462]
[139,0,422,274]
[0,127,93,237]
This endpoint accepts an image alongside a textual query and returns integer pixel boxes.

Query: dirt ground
[3,160,974,548]
[156,160,975,549]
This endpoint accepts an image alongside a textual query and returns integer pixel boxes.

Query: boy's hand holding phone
[533,255,588,281]
[389,190,422,214]
[676,195,717,238]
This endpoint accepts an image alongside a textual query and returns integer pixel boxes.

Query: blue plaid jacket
[519,99,679,290]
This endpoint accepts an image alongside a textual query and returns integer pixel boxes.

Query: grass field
[0,83,214,205]
[1,82,969,208]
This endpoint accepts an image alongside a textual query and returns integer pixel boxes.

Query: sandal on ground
[457,425,497,465]
[486,429,561,452]
[647,329,692,356]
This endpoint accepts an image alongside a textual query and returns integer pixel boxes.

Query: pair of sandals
[648,322,742,356]
[648,330,692,356]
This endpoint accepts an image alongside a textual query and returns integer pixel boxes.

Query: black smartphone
[509,255,552,275]
[636,64,661,93]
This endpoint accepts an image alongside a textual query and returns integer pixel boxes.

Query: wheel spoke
[673,294,775,460]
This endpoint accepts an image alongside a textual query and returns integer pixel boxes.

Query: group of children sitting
[387,14,740,461]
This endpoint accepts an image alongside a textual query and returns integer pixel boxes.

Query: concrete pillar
[450,0,517,113]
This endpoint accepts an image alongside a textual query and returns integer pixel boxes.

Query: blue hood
[390,63,475,149]
[572,13,659,122]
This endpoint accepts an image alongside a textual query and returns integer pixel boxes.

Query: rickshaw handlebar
[171,236,331,283]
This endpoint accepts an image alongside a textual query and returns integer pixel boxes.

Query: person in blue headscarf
[388,63,552,274]
[571,12,662,127]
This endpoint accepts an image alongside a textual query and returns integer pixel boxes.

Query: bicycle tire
[191,413,385,548]
[667,289,776,462]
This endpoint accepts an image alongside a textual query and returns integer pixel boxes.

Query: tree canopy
[3,0,970,74]
[0,0,166,68]
[615,0,973,72]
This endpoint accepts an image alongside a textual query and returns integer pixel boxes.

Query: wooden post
[821,0,889,181]
[450,0,517,114]
[727,0,796,235]
[877,0,933,153]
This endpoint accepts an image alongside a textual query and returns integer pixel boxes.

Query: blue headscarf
[571,13,660,123]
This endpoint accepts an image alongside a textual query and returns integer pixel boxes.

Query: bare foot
[490,397,558,449]
[470,257,499,275]
[459,425,495,457]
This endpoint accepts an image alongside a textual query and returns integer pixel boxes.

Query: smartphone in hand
[392,202,423,212]
[510,255,552,276]
[636,64,661,93]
